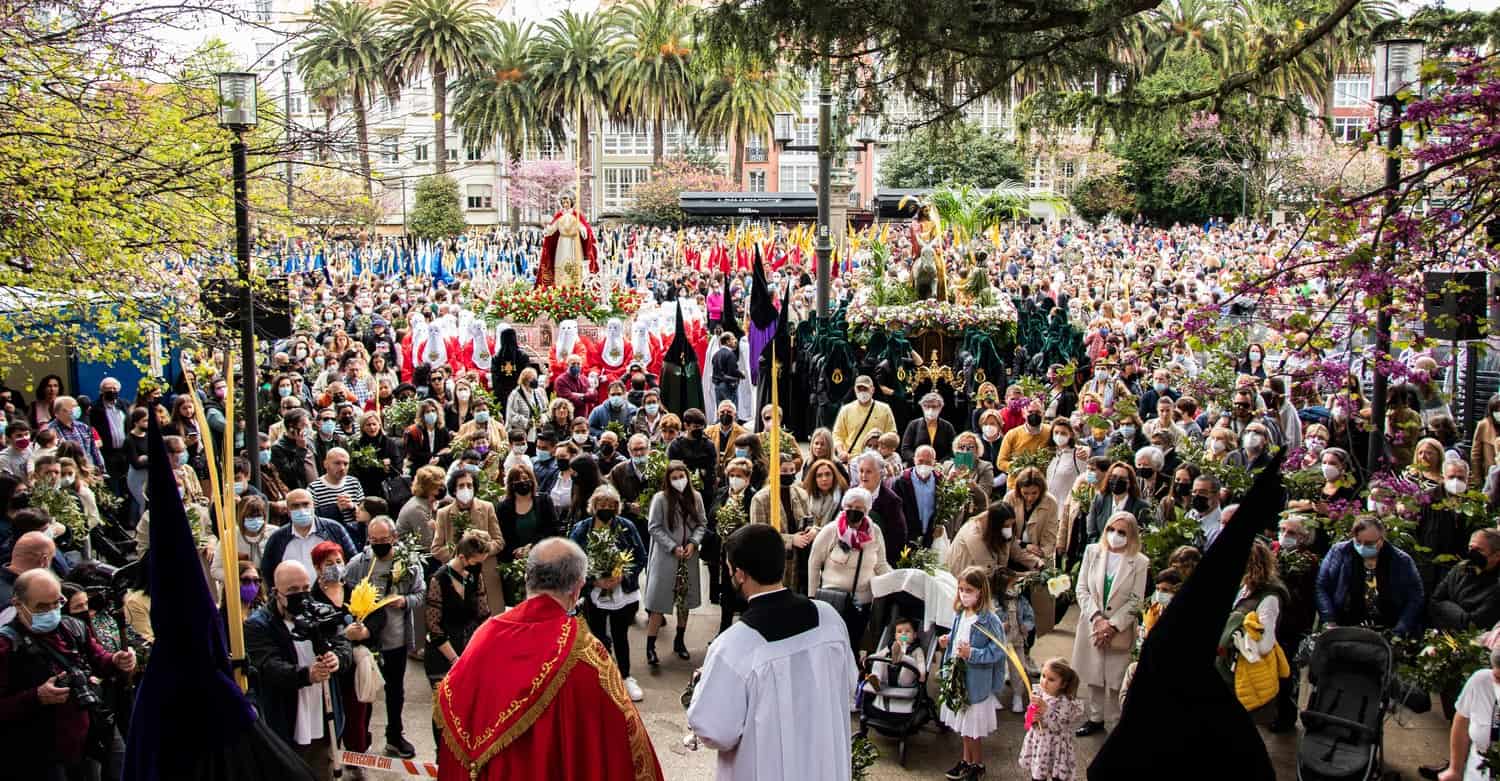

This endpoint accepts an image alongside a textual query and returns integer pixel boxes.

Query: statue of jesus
[539,194,598,289]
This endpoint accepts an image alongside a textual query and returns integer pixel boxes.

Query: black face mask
[371,543,393,558]
[719,413,734,426]
[1191,495,1212,513]
[1108,477,1129,495]
[595,509,617,523]
[1467,548,1489,571]
[599,445,614,457]
[283,591,309,615]
[528,379,540,389]
[1026,413,1042,428]
[1174,481,1192,497]
[1137,467,1154,480]
[844,509,866,525]
[512,481,533,496]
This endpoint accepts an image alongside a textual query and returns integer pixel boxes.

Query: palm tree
[303,61,349,163]
[296,0,387,194]
[606,0,695,165]
[534,10,613,214]
[383,0,495,176]
[694,47,801,184]
[453,21,563,228]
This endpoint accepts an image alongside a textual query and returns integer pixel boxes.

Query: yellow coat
[1233,611,1290,711]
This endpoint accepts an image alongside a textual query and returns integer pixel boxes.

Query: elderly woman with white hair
[807,486,893,654]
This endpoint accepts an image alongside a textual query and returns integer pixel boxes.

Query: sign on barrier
[339,750,439,778]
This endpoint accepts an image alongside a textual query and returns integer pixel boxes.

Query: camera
[55,668,112,726]
[288,598,344,655]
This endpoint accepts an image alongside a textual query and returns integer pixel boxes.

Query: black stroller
[857,580,951,766]
[1297,627,1395,781]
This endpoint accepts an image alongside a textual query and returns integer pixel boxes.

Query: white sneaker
[624,676,645,702]
[1011,690,1025,714]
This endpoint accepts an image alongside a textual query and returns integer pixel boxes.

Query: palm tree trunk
[578,104,592,216]
[434,63,448,176]
[1321,55,1336,134]
[354,83,372,196]
[731,125,744,184]
[652,113,665,166]
[506,141,522,232]
[323,108,333,162]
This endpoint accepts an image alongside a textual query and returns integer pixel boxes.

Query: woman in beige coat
[431,469,505,611]
[1071,511,1149,737]
[749,462,817,593]
[944,502,1015,579]
[1006,467,1061,572]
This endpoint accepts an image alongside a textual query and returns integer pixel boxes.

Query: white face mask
[1321,463,1341,481]
[1106,530,1128,550]
[671,477,689,492]
[914,464,934,480]
[1209,439,1226,454]
[1446,478,1467,495]
[959,591,979,609]
[729,476,748,492]
[455,488,474,505]
[572,433,588,444]
[923,408,940,421]
[983,425,999,439]
[1001,527,1013,539]
[1244,432,1264,450]
[1278,533,1298,550]
[1493,411,1500,424]
[857,391,872,404]
[1053,432,1069,447]
[1305,437,1325,452]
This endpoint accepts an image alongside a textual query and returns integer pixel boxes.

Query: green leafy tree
[409,175,466,239]
[534,10,614,214]
[694,46,802,183]
[1069,174,1137,221]
[303,60,350,163]
[879,123,1024,188]
[297,0,390,194]
[622,158,733,225]
[383,0,496,176]
[606,0,696,166]
[453,21,563,229]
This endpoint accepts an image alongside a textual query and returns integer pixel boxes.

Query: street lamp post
[216,71,262,490]
[1366,37,1425,472]
[815,61,832,318]
[1240,158,1252,219]
[282,56,294,215]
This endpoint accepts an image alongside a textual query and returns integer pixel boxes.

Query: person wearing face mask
[892,445,949,550]
[423,529,494,703]
[705,400,749,476]
[432,467,506,600]
[946,500,1016,582]
[712,458,757,628]
[504,367,549,445]
[1135,368,1180,423]
[244,559,352,780]
[211,496,278,586]
[1470,394,1500,481]
[1416,457,1473,595]
[687,524,853,781]
[808,486,894,658]
[900,392,957,465]
[643,462,706,665]
[587,381,636,439]
[304,541,379,762]
[1071,511,1148,736]
[258,488,356,582]
[995,400,1049,491]
[1044,422,1088,507]
[1226,422,1274,471]
[1083,462,1152,548]
[833,376,897,458]
[552,355,595,418]
[629,388,667,441]
[1271,516,1321,733]
[455,399,505,449]
[0,568,137,780]
[88,376,131,496]
[401,400,451,477]
[1314,516,1423,638]
[565,485,648,700]
[863,616,928,714]
[749,453,817,594]
[340,516,425,760]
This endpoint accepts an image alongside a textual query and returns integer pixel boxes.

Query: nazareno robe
[687,589,858,781]
[436,596,664,781]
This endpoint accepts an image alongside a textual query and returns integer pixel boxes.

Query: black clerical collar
[739,588,818,643]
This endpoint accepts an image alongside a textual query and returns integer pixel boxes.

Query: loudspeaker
[1423,271,1487,341]
[202,277,293,340]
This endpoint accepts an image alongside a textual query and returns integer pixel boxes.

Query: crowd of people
[2,215,1499,781]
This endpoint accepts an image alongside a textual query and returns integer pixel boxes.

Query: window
[414,142,429,162]
[446,140,458,162]
[528,136,564,160]
[794,117,817,148]
[603,122,651,156]
[255,0,272,22]
[748,171,767,192]
[1334,75,1372,108]
[287,95,303,115]
[380,136,398,164]
[1028,157,1052,191]
[1333,116,1365,142]
[746,134,768,163]
[779,157,816,193]
[465,142,484,161]
[602,166,650,210]
[466,184,493,210]
[1061,161,1077,179]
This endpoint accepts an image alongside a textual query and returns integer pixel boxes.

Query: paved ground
[363,584,1453,779]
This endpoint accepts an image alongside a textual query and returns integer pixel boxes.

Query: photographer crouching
[0,568,137,781]
[246,559,353,781]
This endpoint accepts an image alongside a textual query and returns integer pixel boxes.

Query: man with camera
[0,568,136,781]
[246,559,352,781]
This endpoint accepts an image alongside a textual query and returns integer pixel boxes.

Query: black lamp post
[216,71,263,488]
[1365,37,1425,472]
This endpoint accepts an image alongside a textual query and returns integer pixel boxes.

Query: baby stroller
[858,568,957,766]
[1297,627,1394,781]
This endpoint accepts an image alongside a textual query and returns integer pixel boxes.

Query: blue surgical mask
[1085,472,1099,485]
[534,451,552,464]
[645,403,659,416]
[632,455,648,468]
[474,411,490,424]
[735,447,750,459]
[290,508,315,528]
[1354,542,1379,558]
[568,366,581,377]
[259,449,272,465]
[29,607,61,633]
[1153,382,1168,393]
[243,517,265,534]
[423,412,438,426]
[610,395,624,408]
[176,451,189,466]
[278,386,292,398]
[320,420,336,437]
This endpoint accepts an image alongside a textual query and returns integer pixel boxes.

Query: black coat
[244,604,352,747]
[899,417,956,464]
[1430,563,1500,632]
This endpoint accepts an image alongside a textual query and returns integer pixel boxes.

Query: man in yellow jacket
[833,375,897,458]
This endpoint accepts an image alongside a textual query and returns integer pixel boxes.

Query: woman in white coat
[505,366,549,445]
[1071,510,1149,737]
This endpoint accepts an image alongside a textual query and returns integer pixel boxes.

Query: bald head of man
[12,568,62,631]
[524,537,587,608]
[272,560,312,616]
[6,531,56,575]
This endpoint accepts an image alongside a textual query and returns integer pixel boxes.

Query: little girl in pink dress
[1019,658,1086,781]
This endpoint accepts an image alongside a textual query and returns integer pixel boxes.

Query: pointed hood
[719,273,744,340]
[747,246,778,385]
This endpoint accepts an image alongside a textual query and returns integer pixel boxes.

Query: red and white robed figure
[539,194,599,289]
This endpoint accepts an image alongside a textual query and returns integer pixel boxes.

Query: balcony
[746,146,768,163]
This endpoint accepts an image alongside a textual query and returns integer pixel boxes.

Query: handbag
[352,644,385,703]
[815,544,865,618]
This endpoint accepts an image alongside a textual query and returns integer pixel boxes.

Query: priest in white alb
[687,524,857,781]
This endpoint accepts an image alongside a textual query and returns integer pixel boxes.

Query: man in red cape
[538,195,599,288]
[435,538,664,781]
